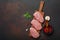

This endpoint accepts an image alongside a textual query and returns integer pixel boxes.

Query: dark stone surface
[0,0,60,40]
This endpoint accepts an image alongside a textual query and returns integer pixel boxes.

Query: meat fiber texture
[31,19,42,30]
[29,11,44,38]
[30,27,40,38]
[33,11,44,23]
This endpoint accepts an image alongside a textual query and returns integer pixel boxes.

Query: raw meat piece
[31,19,42,30]
[33,11,44,23]
[30,27,40,38]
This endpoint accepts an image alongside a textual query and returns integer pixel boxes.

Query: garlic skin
[45,16,50,21]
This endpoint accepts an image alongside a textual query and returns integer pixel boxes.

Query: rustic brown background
[0,0,60,40]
